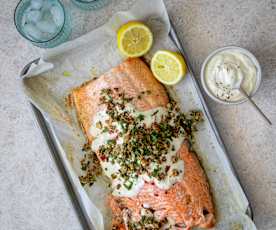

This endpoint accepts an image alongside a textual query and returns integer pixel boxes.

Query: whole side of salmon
[71,58,215,229]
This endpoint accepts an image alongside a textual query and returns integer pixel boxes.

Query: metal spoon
[232,77,272,125]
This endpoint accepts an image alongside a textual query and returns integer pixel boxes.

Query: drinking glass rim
[14,0,66,44]
[73,0,98,3]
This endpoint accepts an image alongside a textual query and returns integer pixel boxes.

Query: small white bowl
[200,46,262,105]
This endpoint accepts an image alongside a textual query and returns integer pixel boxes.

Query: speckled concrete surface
[0,0,275,229]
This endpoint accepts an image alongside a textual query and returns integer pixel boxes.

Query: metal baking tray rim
[20,19,253,230]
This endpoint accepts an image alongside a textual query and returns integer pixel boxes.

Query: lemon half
[117,21,153,58]
[151,50,187,85]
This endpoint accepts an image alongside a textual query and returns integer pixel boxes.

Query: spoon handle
[239,88,272,125]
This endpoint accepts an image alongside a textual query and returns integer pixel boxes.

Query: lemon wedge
[117,21,153,57]
[151,50,187,85]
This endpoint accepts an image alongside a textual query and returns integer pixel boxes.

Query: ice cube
[36,20,57,34]
[24,23,43,40]
[42,0,55,11]
[30,0,43,10]
[26,10,42,22]
[50,5,64,28]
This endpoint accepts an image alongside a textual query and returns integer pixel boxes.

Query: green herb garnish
[137,114,145,121]
[62,71,71,77]
[95,88,203,186]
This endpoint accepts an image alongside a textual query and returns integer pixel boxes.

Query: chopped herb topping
[62,71,71,77]
[102,127,109,133]
[151,110,159,116]
[171,168,180,177]
[171,155,178,163]
[137,114,145,121]
[93,88,203,188]
[96,121,102,129]
[82,142,91,152]
[79,150,102,186]
[107,139,116,145]
[123,181,134,190]
[127,208,169,229]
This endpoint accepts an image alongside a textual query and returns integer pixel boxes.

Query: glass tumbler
[70,0,110,10]
[14,0,71,48]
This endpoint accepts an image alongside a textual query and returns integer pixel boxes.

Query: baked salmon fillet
[70,58,215,229]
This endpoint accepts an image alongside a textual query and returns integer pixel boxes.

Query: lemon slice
[151,50,187,85]
[117,21,153,57]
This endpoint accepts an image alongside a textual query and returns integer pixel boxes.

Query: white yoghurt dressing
[204,49,257,101]
[89,104,185,197]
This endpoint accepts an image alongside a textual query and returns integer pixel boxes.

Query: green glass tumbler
[71,0,110,10]
[14,0,71,48]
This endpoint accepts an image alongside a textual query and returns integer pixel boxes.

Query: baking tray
[20,19,253,229]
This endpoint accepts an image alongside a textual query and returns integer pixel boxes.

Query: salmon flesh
[70,58,215,229]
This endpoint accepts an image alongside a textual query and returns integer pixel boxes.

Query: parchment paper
[22,0,257,229]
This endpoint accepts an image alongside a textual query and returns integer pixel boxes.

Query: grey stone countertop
[0,0,275,229]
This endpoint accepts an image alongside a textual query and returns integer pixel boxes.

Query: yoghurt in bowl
[201,46,262,104]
